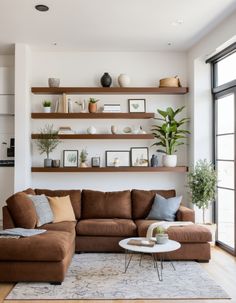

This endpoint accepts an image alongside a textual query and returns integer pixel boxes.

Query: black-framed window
[207,42,236,255]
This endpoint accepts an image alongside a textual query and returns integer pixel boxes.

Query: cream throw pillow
[48,195,76,223]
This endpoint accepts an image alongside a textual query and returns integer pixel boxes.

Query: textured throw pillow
[146,194,182,221]
[28,194,54,227]
[48,195,76,223]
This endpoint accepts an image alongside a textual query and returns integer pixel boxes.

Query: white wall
[30,51,189,198]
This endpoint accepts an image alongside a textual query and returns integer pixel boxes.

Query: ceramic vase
[163,154,177,167]
[151,155,158,167]
[48,78,60,87]
[100,73,112,87]
[89,102,97,113]
[87,126,97,134]
[118,74,130,87]
[80,162,87,168]
[43,107,51,113]
[44,158,52,167]
[156,234,169,244]
[111,125,117,134]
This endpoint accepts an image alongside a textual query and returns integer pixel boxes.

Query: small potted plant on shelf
[155,226,169,244]
[80,148,88,167]
[42,100,52,113]
[88,98,99,113]
[152,106,189,167]
[35,124,60,167]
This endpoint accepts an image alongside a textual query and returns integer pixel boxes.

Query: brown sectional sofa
[0,188,212,283]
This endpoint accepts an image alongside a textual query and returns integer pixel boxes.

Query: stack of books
[103,104,121,112]
[58,127,74,134]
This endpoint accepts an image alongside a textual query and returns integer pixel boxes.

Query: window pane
[217,135,234,160]
[217,188,235,248]
[217,52,236,86]
[216,94,234,134]
[217,160,234,189]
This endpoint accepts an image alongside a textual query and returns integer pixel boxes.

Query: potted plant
[42,100,52,113]
[80,149,88,167]
[35,124,60,167]
[155,226,169,244]
[88,98,99,113]
[152,106,189,167]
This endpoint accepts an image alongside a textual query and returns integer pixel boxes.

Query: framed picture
[63,150,78,167]
[128,99,146,113]
[91,157,100,167]
[105,150,130,167]
[130,147,149,167]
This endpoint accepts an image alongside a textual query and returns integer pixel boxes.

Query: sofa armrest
[176,205,195,223]
[2,206,15,229]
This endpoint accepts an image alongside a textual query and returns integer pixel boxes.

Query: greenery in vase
[80,149,88,163]
[42,100,51,107]
[36,124,60,159]
[88,98,99,103]
[187,159,217,224]
[152,106,190,155]
[155,226,166,235]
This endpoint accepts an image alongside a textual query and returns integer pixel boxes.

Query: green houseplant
[152,106,189,167]
[36,124,60,167]
[42,100,52,113]
[80,148,88,167]
[155,226,169,244]
[187,159,217,224]
[88,98,99,113]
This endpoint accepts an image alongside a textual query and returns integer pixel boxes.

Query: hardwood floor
[0,246,235,303]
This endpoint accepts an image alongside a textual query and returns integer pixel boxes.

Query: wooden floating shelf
[31,166,188,173]
[31,87,189,95]
[31,134,154,140]
[31,112,155,119]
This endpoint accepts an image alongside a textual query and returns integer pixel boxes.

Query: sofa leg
[50,282,62,285]
[196,260,209,263]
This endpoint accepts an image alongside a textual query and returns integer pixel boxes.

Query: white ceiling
[0,0,236,54]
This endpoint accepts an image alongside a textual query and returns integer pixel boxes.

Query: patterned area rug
[6,253,230,300]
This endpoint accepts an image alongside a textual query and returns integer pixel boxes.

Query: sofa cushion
[48,196,76,223]
[0,230,74,261]
[131,189,176,219]
[82,190,132,219]
[6,192,37,229]
[35,189,81,219]
[40,221,76,235]
[76,219,137,236]
[135,220,212,242]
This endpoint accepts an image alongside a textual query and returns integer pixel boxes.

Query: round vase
[80,162,87,168]
[44,158,52,167]
[118,74,130,87]
[43,107,51,113]
[52,160,60,168]
[163,154,177,167]
[48,78,60,87]
[89,102,97,113]
[87,126,97,134]
[100,72,112,87]
[156,234,169,244]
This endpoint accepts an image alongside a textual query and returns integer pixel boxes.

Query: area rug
[6,253,230,300]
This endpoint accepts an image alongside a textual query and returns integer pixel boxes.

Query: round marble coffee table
[119,237,181,281]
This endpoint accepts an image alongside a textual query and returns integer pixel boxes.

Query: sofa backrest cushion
[82,190,132,219]
[6,192,37,228]
[131,189,176,219]
[35,189,81,219]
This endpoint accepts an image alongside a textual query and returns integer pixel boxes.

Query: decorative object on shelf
[42,100,51,113]
[88,98,99,113]
[128,99,146,113]
[68,98,73,113]
[35,124,60,167]
[150,154,158,167]
[100,72,112,87]
[48,78,60,88]
[139,126,146,134]
[130,147,149,167]
[87,126,97,134]
[152,106,189,167]
[52,160,60,168]
[123,126,132,133]
[63,150,78,167]
[118,74,130,87]
[111,125,118,134]
[54,98,60,112]
[187,159,217,224]
[75,100,86,112]
[105,150,130,167]
[91,157,100,167]
[80,149,88,168]
[159,76,182,88]
[155,226,169,244]
[103,104,121,113]
[58,126,74,134]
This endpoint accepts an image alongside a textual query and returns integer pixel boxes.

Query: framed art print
[130,147,149,167]
[128,99,146,113]
[91,157,101,167]
[105,150,130,167]
[63,150,78,167]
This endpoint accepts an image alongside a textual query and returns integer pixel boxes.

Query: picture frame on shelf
[63,150,78,167]
[128,99,146,113]
[130,147,149,167]
[91,157,100,167]
[105,150,130,167]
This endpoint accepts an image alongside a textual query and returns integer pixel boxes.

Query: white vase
[118,74,130,87]
[163,154,177,167]
[43,107,51,113]
[87,126,96,134]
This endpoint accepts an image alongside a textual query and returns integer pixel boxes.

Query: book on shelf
[54,99,60,113]
[103,110,121,113]
[62,93,68,113]
[58,126,74,134]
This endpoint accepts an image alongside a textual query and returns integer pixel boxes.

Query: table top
[119,237,181,253]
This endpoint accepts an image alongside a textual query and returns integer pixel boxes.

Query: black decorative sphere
[100,72,112,87]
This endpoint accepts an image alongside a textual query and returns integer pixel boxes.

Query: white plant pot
[118,74,130,87]
[163,154,177,167]
[43,107,51,113]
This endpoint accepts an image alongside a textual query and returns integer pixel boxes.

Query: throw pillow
[146,194,182,221]
[6,192,37,228]
[28,194,54,227]
[48,195,76,223]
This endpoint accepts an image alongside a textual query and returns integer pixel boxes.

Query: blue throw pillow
[146,194,182,221]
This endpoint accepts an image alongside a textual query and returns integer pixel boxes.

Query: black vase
[100,72,112,87]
